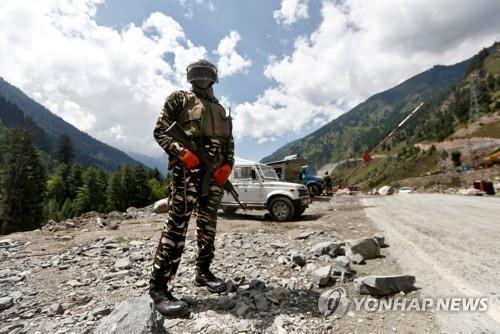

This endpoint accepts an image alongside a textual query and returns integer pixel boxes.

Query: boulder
[457,188,480,196]
[311,241,343,257]
[373,233,386,247]
[354,275,416,296]
[0,296,14,311]
[312,265,333,287]
[332,256,351,274]
[94,294,166,334]
[153,199,171,214]
[114,258,132,270]
[377,186,394,196]
[345,238,380,260]
[335,188,351,196]
[289,250,306,267]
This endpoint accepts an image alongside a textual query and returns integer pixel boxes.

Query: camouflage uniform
[150,85,234,285]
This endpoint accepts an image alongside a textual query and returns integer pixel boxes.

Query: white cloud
[233,0,500,141]
[274,0,310,26]
[0,0,208,156]
[174,0,215,19]
[215,31,252,78]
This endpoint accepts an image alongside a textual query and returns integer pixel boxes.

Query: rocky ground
[0,197,439,334]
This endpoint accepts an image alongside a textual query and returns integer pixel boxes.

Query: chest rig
[178,91,232,141]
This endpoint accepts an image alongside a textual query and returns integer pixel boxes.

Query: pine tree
[106,169,125,211]
[54,134,75,164]
[132,165,150,208]
[0,128,47,234]
[73,167,106,215]
[67,164,83,199]
[60,198,73,220]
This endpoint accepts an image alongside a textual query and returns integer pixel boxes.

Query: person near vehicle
[149,59,234,317]
[324,171,333,196]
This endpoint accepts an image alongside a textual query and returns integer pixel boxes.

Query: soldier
[324,171,333,196]
[149,60,234,317]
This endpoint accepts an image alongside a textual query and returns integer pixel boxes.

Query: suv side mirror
[251,169,257,180]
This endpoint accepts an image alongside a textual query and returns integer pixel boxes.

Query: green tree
[106,169,125,211]
[148,178,167,202]
[67,164,83,199]
[60,198,73,220]
[54,134,75,164]
[132,165,150,208]
[73,167,107,215]
[0,129,47,234]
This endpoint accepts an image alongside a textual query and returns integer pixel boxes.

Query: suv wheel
[269,197,295,222]
[308,184,319,197]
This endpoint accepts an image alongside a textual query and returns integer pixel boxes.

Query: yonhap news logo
[318,288,489,319]
[318,288,349,318]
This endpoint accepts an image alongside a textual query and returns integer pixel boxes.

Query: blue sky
[1,0,499,163]
[95,0,324,160]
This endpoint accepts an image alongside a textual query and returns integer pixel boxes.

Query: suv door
[232,165,263,205]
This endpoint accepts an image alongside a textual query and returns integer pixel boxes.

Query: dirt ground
[1,196,440,333]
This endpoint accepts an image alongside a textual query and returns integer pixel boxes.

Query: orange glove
[213,164,232,186]
[178,149,200,169]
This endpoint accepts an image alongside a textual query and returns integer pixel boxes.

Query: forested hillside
[264,44,499,171]
[0,77,141,171]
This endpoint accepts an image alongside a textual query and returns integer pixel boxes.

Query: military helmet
[186,59,218,84]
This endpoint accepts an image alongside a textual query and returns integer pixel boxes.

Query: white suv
[221,158,311,221]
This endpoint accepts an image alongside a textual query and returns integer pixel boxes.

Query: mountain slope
[0,77,141,170]
[261,57,471,168]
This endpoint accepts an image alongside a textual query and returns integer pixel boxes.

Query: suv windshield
[258,165,279,181]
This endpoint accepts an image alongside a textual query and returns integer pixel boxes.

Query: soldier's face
[193,79,212,89]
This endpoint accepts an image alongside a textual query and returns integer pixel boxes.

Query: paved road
[362,193,500,333]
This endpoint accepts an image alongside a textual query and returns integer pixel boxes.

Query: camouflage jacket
[154,86,235,169]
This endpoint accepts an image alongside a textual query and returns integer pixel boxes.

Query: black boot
[194,270,227,293]
[149,280,189,318]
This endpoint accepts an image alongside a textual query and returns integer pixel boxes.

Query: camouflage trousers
[150,162,223,285]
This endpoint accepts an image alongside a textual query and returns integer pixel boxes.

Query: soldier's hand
[179,149,200,169]
[213,164,232,186]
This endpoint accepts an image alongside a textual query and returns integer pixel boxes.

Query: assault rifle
[165,121,246,210]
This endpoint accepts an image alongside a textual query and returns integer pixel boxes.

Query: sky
[0,0,499,161]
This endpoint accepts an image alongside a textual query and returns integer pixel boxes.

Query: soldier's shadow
[177,283,325,332]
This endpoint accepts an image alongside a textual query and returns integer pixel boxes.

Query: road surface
[362,193,500,333]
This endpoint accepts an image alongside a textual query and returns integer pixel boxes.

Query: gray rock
[0,296,14,311]
[47,303,64,316]
[235,302,251,317]
[270,242,287,249]
[0,324,24,334]
[153,198,170,214]
[349,253,365,264]
[312,265,332,287]
[0,269,12,278]
[296,230,315,240]
[265,287,288,304]
[354,275,416,296]
[378,185,394,196]
[373,233,386,247]
[311,241,343,257]
[92,305,113,317]
[131,252,145,262]
[249,279,266,290]
[129,240,145,247]
[290,250,306,267]
[333,256,351,274]
[114,258,132,270]
[103,270,129,281]
[252,292,269,312]
[94,294,166,334]
[346,238,380,260]
[0,275,24,284]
